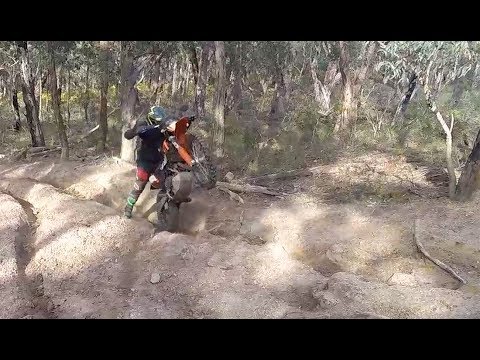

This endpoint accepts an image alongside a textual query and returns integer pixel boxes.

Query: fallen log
[29,147,62,157]
[218,186,245,204]
[249,169,313,183]
[413,219,466,284]
[216,181,288,197]
[28,146,50,153]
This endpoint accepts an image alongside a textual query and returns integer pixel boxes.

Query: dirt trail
[12,195,55,318]
[1,153,480,318]
[0,193,52,318]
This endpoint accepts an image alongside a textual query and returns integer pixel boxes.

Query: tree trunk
[354,41,378,87]
[11,89,21,131]
[16,41,45,147]
[284,59,294,105]
[336,77,355,132]
[97,41,110,153]
[20,83,38,147]
[310,57,331,116]
[151,59,161,101]
[171,59,178,99]
[184,62,191,96]
[67,68,71,125]
[392,73,418,124]
[38,71,43,125]
[230,42,243,113]
[456,128,480,201]
[58,66,63,101]
[310,57,324,109]
[351,41,378,105]
[334,41,377,134]
[33,86,44,146]
[178,59,188,97]
[334,41,355,134]
[155,59,166,104]
[48,43,69,159]
[213,41,226,158]
[28,86,45,146]
[84,64,90,124]
[310,57,338,116]
[120,42,147,163]
[445,121,456,199]
[269,65,287,121]
[187,42,199,87]
[420,65,456,199]
[195,42,212,118]
[178,61,184,96]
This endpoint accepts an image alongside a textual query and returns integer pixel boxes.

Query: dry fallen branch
[248,169,313,183]
[206,224,223,234]
[28,146,51,153]
[413,219,466,284]
[82,125,100,139]
[216,181,288,197]
[218,186,245,204]
[29,147,62,157]
[107,107,119,118]
[407,188,425,197]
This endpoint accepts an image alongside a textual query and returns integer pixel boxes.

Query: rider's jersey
[124,117,166,164]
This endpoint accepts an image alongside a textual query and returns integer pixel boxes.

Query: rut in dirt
[12,195,55,319]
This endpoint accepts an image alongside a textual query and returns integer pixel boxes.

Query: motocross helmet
[146,106,167,125]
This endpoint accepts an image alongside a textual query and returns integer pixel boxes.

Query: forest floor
[1,146,480,318]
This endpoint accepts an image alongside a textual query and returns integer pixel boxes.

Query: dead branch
[29,147,62,157]
[206,223,223,233]
[82,124,100,139]
[107,107,119,118]
[248,169,313,183]
[413,219,466,284]
[407,188,425,197]
[216,181,287,197]
[218,186,245,204]
[28,146,50,153]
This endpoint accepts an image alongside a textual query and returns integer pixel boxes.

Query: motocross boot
[124,196,136,219]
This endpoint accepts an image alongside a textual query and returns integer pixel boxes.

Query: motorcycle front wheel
[156,197,180,233]
[188,135,217,190]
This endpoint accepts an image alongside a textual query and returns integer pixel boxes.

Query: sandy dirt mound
[312,272,480,318]
[0,158,218,228]
[0,193,38,318]
[0,178,154,318]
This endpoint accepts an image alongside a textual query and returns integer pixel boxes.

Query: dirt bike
[154,115,216,232]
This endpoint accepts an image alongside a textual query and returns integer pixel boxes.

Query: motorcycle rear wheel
[156,198,180,233]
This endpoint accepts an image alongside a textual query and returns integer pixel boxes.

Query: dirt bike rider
[123,105,186,219]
